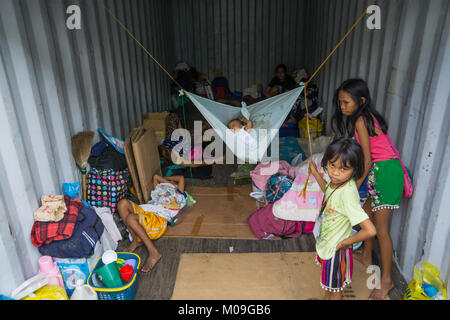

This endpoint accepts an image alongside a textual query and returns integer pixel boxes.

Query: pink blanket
[250,161,297,191]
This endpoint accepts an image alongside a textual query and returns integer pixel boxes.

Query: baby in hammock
[227,118,257,151]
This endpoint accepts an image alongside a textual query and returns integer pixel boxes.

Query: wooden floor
[117,234,407,300]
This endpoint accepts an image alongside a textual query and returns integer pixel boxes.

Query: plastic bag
[98,128,124,154]
[54,258,90,296]
[265,174,294,203]
[298,116,323,139]
[404,260,447,300]
[63,182,92,208]
[63,182,80,200]
[22,285,69,300]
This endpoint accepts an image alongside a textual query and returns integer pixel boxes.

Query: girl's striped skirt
[316,248,353,292]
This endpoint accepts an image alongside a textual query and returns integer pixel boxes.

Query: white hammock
[184,84,305,163]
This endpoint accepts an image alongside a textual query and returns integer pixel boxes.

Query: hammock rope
[299,0,377,198]
[180,94,196,197]
[98,0,378,199]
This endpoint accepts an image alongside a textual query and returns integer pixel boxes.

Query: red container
[119,265,134,283]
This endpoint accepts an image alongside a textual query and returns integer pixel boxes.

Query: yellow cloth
[130,201,167,241]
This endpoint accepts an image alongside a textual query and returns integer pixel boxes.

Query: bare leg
[322,291,331,300]
[369,208,394,300]
[353,199,374,268]
[117,200,161,272]
[117,200,143,252]
[329,291,343,300]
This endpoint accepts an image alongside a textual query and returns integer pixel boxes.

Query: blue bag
[265,174,294,203]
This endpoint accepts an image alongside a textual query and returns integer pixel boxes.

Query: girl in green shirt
[309,138,376,300]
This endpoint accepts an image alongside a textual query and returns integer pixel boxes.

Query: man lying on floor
[117,175,186,272]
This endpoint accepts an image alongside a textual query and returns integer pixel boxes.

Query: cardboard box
[124,126,162,204]
[142,111,170,144]
[124,128,143,203]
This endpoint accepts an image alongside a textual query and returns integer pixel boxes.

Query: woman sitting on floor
[243,64,298,106]
[264,64,298,98]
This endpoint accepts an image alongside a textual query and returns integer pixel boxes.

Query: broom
[71,131,95,202]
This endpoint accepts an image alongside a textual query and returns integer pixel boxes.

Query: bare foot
[141,251,162,273]
[126,240,143,253]
[368,279,394,300]
[353,251,372,268]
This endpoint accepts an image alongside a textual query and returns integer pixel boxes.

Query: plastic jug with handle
[70,279,98,300]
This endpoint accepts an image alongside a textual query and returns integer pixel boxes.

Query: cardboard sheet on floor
[164,185,262,239]
[171,252,390,300]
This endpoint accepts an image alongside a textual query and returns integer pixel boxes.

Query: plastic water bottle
[70,280,98,300]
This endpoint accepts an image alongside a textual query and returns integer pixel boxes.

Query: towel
[33,195,67,222]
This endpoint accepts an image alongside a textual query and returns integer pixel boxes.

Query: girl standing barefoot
[310,138,376,300]
[331,78,408,299]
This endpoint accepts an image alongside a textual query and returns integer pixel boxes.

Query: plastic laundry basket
[87,252,141,300]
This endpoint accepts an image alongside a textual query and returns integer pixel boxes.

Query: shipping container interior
[0,0,449,300]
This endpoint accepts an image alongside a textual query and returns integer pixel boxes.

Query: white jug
[70,280,98,300]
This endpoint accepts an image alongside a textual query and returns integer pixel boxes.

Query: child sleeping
[227,118,257,152]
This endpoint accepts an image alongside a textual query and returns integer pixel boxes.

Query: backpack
[38,206,104,259]
[248,203,312,240]
[211,77,233,99]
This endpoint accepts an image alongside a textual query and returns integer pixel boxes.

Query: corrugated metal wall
[303,0,450,284]
[0,0,174,294]
[171,0,306,91]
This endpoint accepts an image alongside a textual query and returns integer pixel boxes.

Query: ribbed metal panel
[171,0,306,91]
[0,0,174,294]
[304,0,450,284]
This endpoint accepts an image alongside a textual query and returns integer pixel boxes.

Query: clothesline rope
[98,0,377,199]
[96,0,187,94]
[299,0,377,199]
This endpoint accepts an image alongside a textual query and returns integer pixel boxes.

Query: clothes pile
[31,196,104,258]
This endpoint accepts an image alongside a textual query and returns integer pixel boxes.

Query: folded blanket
[31,196,82,247]
[33,195,67,222]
